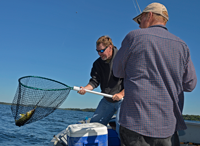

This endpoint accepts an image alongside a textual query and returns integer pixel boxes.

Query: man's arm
[113,33,132,78]
[78,61,100,95]
[183,56,197,92]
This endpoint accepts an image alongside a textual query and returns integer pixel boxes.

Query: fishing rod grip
[73,86,113,98]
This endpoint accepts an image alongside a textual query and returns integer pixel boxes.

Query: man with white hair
[113,2,197,146]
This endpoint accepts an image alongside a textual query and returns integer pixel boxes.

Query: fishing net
[11,76,71,127]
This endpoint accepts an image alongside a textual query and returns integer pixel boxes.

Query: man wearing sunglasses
[113,2,197,146]
[78,35,124,136]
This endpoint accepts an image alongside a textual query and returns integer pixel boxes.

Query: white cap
[133,2,169,24]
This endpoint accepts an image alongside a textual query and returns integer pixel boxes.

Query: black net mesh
[11,76,71,127]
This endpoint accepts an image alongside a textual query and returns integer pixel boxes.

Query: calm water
[0,104,93,146]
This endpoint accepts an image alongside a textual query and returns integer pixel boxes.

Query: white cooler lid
[66,122,108,137]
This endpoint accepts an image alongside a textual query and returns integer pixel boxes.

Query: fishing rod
[132,0,142,14]
[135,0,141,13]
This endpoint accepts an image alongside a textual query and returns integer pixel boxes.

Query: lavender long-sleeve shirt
[113,25,197,138]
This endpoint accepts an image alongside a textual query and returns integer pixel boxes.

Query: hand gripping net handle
[73,86,113,98]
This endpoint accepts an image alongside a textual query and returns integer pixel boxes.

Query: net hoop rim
[18,76,72,91]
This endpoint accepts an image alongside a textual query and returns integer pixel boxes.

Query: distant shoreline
[0,102,11,105]
[1,102,200,121]
[0,102,96,112]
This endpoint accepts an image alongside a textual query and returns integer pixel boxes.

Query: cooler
[67,123,108,146]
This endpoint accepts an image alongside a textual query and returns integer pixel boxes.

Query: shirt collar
[149,25,168,31]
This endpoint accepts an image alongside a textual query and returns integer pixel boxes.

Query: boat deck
[49,120,200,146]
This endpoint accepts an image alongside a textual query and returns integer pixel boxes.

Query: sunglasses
[96,46,108,53]
[137,13,149,25]
[137,18,141,25]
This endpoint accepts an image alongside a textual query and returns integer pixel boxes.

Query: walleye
[15,109,35,127]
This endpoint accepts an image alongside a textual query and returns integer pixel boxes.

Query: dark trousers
[120,125,177,146]
[171,131,180,146]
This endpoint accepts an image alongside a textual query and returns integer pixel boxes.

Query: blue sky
[0,0,199,115]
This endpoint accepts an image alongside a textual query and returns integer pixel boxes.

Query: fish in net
[11,76,113,127]
[11,76,71,127]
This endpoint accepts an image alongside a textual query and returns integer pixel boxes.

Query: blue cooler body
[107,127,120,146]
[67,123,108,146]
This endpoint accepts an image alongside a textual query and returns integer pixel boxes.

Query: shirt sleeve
[182,55,197,92]
[88,61,100,89]
[113,33,133,78]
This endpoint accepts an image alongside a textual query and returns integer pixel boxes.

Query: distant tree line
[63,108,200,121]
[182,115,200,121]
[0,102,11,105]
[0,102,200,121]
[63,108,96,112]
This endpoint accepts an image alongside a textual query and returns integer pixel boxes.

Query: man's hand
[77,86,86,95]
[77,84,94,95]
[112,89,124,101]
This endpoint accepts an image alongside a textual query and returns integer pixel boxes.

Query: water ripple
[0,104,93,146]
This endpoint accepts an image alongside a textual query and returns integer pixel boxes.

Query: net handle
[73,86,113,98]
